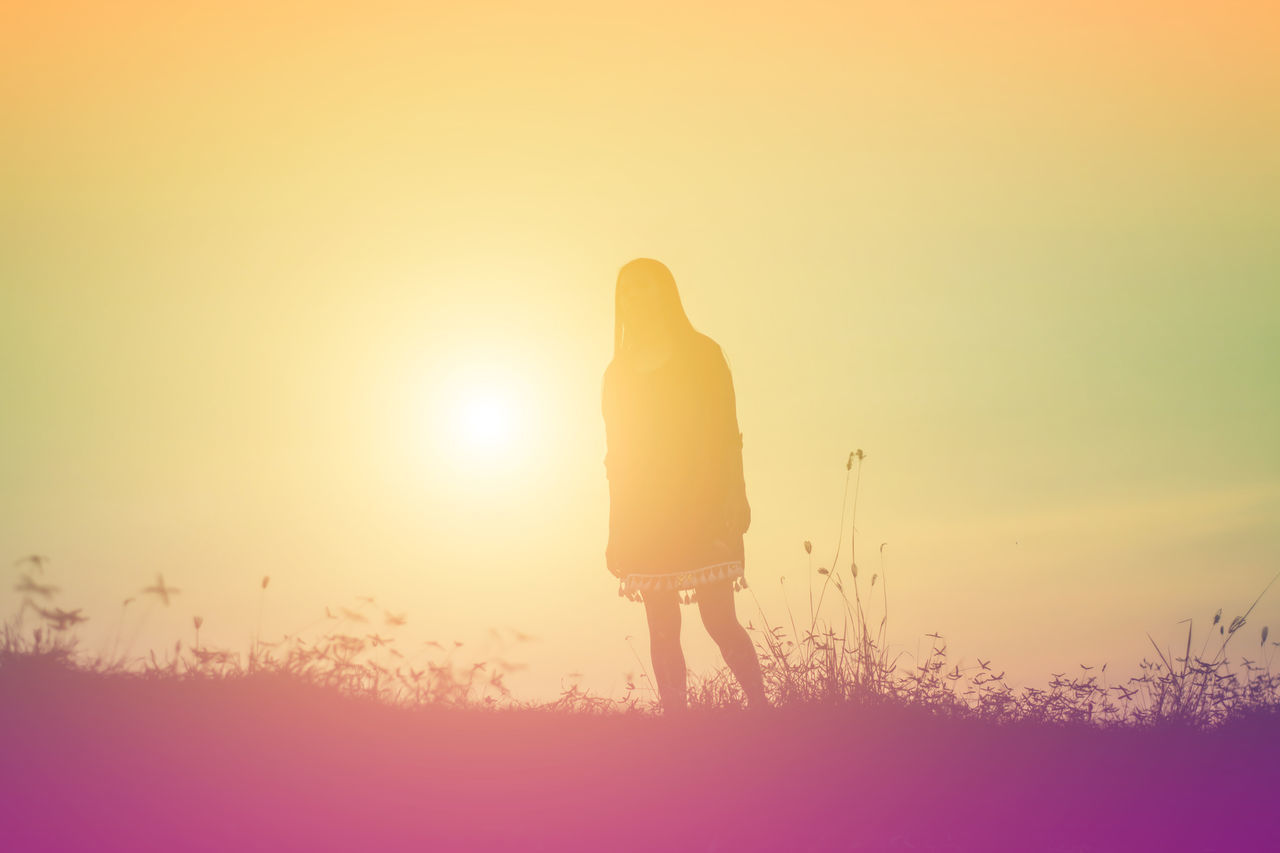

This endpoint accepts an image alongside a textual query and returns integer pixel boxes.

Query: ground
[3,662,1276,852]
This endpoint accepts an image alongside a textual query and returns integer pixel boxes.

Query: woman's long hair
[612,258,700,365]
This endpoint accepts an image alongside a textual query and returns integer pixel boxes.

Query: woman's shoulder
[686,333,731,384]
[602,360,621,410]
[601,356,634,410]
[687,331,724,364]
[604,333,722,381]
[602,357,631,396]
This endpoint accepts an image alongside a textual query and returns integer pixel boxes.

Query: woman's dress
[602,332,751,605]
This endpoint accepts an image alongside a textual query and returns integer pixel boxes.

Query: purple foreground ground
[2,660,1277,852]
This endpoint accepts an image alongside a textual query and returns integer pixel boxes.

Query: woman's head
[613,258,698,359]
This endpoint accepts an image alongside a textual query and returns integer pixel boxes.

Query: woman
[601,257,768,714]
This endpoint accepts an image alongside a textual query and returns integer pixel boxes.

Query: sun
[404,348,547,484]
[457,390,512,448]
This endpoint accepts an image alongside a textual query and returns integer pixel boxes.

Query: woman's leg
[642,587,687,713]
[696,579,768,708]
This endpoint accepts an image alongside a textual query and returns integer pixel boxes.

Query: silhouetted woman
[601,257,768,714]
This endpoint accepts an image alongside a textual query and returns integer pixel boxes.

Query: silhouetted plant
[4,451,1278,728]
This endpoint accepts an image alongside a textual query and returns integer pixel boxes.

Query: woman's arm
[706,346,751,535]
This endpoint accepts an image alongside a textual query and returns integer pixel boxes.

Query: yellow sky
[3,1,1278,702]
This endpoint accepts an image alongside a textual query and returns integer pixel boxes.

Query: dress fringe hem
[617,560,747,604]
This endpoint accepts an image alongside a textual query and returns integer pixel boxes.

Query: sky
[3,1,1278,705]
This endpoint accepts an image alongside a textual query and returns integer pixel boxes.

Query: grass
[4,455,1279,851]
[5,449,1277,730]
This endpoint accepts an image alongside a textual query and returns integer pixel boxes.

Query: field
[4,559,1278,852]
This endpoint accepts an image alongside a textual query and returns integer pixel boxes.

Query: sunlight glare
[458,391,512,448]
[396,337,557,495]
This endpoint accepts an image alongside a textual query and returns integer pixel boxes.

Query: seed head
[14,574,58,599]
[141,574,180,606]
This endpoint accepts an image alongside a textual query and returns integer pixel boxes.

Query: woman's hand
[606,540,625,579]
[722,493,751,536]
